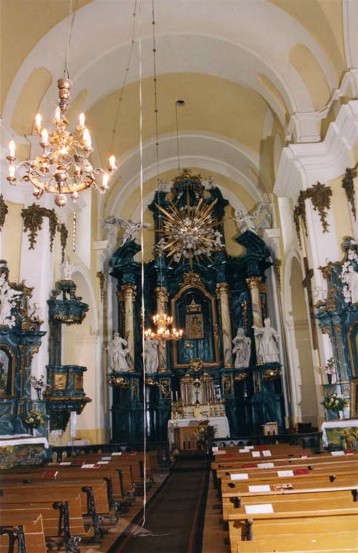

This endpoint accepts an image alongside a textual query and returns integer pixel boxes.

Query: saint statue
[144,338,159,374]
[234,209,257,233]
[107,332,129,372]
[254,318,280,364]
[104,217,151,246]
[346,265,358,304]
[232,328,251,368]
[0,273,22,327]
[62,256,73,280]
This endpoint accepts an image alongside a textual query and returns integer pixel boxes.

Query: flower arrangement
[23,408,44,429]
[322,393,347,413]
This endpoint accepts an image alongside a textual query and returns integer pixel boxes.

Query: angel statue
[234,203,272,236]
[104,217,151,246]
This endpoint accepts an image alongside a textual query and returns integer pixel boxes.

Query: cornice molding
[275,100,358,200]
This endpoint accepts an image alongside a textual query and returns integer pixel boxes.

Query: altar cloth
[0,433,49,448]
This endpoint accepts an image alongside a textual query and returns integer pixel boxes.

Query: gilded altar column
[121,284,136,370]
[155,286,168,371]
[216,282,233,368]
[246,276,263,328]
[246,276,263,360]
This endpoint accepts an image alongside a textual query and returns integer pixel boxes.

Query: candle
[9,140,16,158]
[35,113,42,130]
[78,112,85,128]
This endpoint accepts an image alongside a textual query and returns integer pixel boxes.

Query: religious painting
[0,346,15,398]
[185,297,204,339]
[171,274,219,368]
[186,314,204,339]
[54,373,67,391]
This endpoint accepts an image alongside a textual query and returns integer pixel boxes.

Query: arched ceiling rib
[1,0,350,216]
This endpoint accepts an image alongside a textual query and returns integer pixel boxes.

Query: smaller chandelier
[144,312,184,341]
[7,78,117,207]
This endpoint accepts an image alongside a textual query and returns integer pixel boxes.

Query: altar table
[321,419,358,448]
[168,416,230,449]
[0,434,49,468]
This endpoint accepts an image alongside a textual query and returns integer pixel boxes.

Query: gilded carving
[342,165,357,221]
[293,183,332,246]
[245,276,262,290]
[0,195,8,230]
[182,272,203,287]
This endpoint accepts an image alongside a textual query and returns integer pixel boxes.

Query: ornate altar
[109,170,285,442]
[0,260,47,435]
[315,237,358,418]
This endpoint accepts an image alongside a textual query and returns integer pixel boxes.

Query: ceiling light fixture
[6,1,116,207]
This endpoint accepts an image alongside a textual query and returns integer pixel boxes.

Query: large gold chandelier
[144,312,184,341]
[7,78,116,207]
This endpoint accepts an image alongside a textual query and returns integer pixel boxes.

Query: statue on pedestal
[254,318,280,364]
[232,328,251,368]
[107,332,129,372]
[144,338,159,374]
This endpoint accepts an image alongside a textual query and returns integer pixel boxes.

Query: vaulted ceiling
[0,0,350,219]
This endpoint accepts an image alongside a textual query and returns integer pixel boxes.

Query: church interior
[1,1,358,552]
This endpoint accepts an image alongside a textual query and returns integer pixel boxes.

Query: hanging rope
[137,0,148,528]
[64,0,78,79]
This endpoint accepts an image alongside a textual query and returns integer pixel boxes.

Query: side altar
[107,170,285,443]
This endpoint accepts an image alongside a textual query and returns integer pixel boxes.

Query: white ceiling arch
[3,0,339,124]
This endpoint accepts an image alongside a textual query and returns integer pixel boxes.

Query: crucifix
[302,257,318,350]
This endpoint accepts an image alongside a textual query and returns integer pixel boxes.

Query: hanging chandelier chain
[110,0,138,153]
[151,0,160,179]
[64,0,77,79]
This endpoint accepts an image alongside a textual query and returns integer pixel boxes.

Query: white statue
[154,237,167,257]
[254,318,280,364]
[29,302,43,322]
[214,230,224,248]
[234,209,257,233]
[104,217,151,246]
[107,332,129,372]
[144,338,159,374]
[346,265,358,304]
[254,203,272,234]
[0,274,22,328]
[62,256,73,280]
[232,328,251,368]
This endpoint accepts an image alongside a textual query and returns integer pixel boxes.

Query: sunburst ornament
[157,198,221,264]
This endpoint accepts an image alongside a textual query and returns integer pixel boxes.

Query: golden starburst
[157,198,220,264]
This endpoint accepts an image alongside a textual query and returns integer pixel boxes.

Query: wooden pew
[0,513,46,553]
[0,463,132,510]
[0,479,110,535]
[235,529,358,552]
[222,472,358,498]
[0,493,89,553]
[223,486,358,523]
[226,495,358,553]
